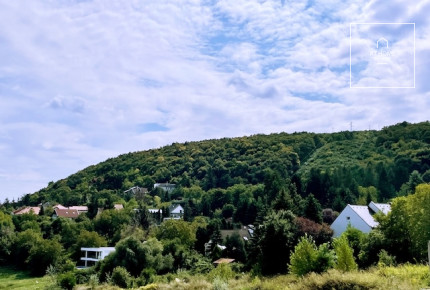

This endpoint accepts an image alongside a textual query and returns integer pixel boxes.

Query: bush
[111,266,132,288]
[58,271,76,290]
[333,235,357,272]
[137,268,156,286]
[377,249,396,266]
[289,235,334,276]
[208,263,235,281]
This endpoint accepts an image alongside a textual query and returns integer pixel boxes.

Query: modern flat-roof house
[80,247,115,268]
[330,202,391,237]
[154,183,176,193]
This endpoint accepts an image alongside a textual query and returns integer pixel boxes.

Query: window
[346,216,350,220]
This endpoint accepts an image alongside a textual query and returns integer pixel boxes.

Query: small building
[13,206,41,215]
[69,206,88,214]
[154,183,176,193]
[114,204,124,210]
[169,204,184,219]
[80,247,115,268]
[213,258,235,266]
[53,208,79,219]
[330,202,390,237]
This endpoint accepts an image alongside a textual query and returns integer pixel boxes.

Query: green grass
[0,266,50,290]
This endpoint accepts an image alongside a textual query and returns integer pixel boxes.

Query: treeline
[6,121,430,213]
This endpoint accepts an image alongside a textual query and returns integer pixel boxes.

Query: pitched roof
[368,202,391,214]
[169,204,183,213]
[13,206,40,215]
[213,258,235,264]
[348,205,379,228]
[53,204,67,210]
[54,208,79,218]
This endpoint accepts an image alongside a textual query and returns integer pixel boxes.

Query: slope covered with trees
[0,121,429,288]
[10,121,430,211]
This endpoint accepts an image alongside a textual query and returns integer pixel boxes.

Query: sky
[1,0,429,202]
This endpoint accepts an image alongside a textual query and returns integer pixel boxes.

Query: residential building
[13,206,41,215]
[154,183,176,193]
[330,201,391,237]
[53,208,79,219]
[69,206,88,214]
[213,258,235,266]
[80,247,115,268]
[169,204,184,219]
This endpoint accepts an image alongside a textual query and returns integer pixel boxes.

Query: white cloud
[0,0,429,201]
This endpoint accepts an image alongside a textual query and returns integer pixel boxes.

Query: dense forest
[0,121,429,289]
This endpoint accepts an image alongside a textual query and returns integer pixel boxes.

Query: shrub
[377,249,396,266]
[111,266,132,288]
[213,277,228,290]
[208,263,235,281]
[333,235,357,272]
[58,271,76,290]
[289,235,334,276]
[137,268,156,286]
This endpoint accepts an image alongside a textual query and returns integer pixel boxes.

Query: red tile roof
[54,208,79,218]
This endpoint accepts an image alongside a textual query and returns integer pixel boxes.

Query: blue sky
[1,0,429,202]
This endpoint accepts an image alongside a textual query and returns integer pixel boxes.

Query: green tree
[0,211,15,264]
[27,238,64,276]
[304,194,322,223]
[249,210,297,275]
[155,219,196,248]
[333,235,357,272]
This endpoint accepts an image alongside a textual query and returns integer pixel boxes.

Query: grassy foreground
[0,266,50,290]
[1,264,429,289]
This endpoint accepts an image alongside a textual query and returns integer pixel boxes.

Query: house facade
[330,202,390,237]
[169,204,184,219]
[154,183,176,193]
[80,247,115,268]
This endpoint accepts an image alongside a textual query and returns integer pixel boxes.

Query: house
[148,208,163,222]
[330,202,391,237]
[53,208,80,219]
[213,258,235,266]
[114,204,124,210]
[53,204,68,210]
[13,206,41,215]
[169,204,184,219]
[69,206,88,214]
[80,247,115,268]
[154,183,176,193]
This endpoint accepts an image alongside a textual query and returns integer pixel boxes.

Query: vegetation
[0,121,429,288]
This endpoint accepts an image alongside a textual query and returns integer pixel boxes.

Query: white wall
[330,205,372,237]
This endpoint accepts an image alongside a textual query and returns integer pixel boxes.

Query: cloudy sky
[1,0,429,202]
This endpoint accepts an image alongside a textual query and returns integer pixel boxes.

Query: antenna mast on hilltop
[350,122,353,132]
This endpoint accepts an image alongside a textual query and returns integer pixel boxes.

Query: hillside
[16,121,430,212]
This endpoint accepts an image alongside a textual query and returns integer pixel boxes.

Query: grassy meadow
[1,264,428,290]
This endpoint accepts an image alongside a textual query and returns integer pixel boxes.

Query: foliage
[57,271,76,290]
[289,235,334,276]
[111,266,131,288]
[379,183,430,262]
[333,235,357,272]
[27,238,64,276]
[248,210,297,275]
[208,263,235,281]
[294,217,332,245]
[155,219,196,248]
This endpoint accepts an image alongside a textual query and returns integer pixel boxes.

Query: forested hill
[17,121,430,212]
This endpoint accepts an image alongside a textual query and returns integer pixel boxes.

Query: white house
[80,247,115,268]
[169,204,184,219]
[330,202,390,237]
